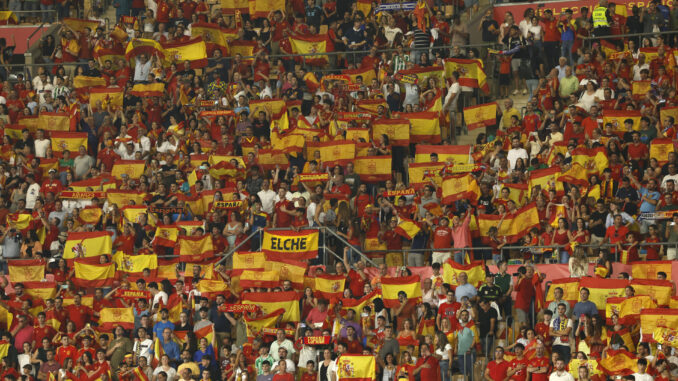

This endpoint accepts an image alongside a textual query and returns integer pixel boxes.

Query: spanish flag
[355,0,371,16]
[653,327,678,348]
[261,229,319,260]
[8,259,45,283]
[558,163,589,188]
[93,47,125,66]
[0,11,18,25]
[476,203,540,243]
[220,0,249,14]
[578,277,628,312]
[394,112,441,144]
[354,156,392,182]
[6,213,33,231]
[174,235,214,262]
[271,128,306,154]
[3,124,23,140]
[342,290,380,316]
[632,80,651,98]
[106,189,148,207]
[463,103,497,131]
[120,205,155,228]
[444,58,489,93]
[78,206,103,225]
[63,18,100,32]
[197,280,229,299]
[631,260,672,280]
[545,278,580,308]
[73,259,117,288]
[443,260,486,288]
[305,141,355,167]
[605,295,656,325]
[110,25,128,42]
[343,67,376,85]
[414,144,470,164]
[381,275,422,308]
[17,114,39,132]
[265,258,307,290]
[314,274,346,301]
[233,252,266,271]
[650,138,675,165]
[408,162,446,189]
[343,128,370,142]
[256,149,289,171]
[397,66,445,87]
[249,98,287,116]
[602,109,641,131]
[38,112,71,132]
[631,279,673,307]
[336,355,376,381]
[441,173,481,204]
[130,83,165,97]
[63,231,113,259]
[23,281,57,300]
[244,309,284,338]
[227,40,256,61]
[528,166,563,197]
[89,87,124,110]
[111,160,146,179]
[99,307,134,330]
[568,359,604,379]
[247,0,285,17]
[125,38,165,60]
[598,350,637,376]
[162,37,208,68]
[190,22,230,53]
[194,323,215,345]
[290,35,331,66]
[394,217,420,240]
[113,252,158,277]
[73,75,106,89]
[240,270,279,289]
[156,259,180,281]
[50,131,87,152]
[605,327,635,352]
[502,183,528,207]
[660,106,678,126]
[242,291,300,323]
[372,119,410,146]
[68,177,116,192]
[571,146,609,175]
[151,338,164,367]
[153,225,178,248]
[355,99,385,114]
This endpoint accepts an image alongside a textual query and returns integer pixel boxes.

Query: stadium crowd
[0,0,677,381]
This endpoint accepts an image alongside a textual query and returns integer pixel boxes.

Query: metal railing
[26,21,49,51]
[8,10,58,23]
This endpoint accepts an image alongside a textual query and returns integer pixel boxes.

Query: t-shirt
[488,360,511,381]
[549,371,575,381]
[530,357,550,381]
[551,317,572,346]
[509,357,530,381]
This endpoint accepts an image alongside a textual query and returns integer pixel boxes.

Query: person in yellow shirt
[500,99,521,131]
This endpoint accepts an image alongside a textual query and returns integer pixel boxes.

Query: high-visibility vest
[592,6,609,28]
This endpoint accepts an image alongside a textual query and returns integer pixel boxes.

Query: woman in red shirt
[552,218,571,263]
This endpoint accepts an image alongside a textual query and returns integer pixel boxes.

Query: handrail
[323,227,379,268]
[215,228,261,266]
[26,22,48,52]
[582,29,676,41]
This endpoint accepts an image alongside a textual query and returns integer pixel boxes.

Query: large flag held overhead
[443,260,486,287]
[89,87,124,109]
[476,203,540,243]
[63,18,101,32]
[242,291,300,323]
[414,145,470,164]
[289,35,332,66]
[174,235,214,262]
[381,275,422,308]
[161,37,208,68]
[73,259,117,288]
[50,132,87,152]
[232,251,266,271]
[371,119,410,146]
[125,38,165,60]
[336,355,376,381]
[630,260,672,280]
[441,174,481,204]
[399,112,441,144]
[314,274,346,301]
[111,160,146,179]
[38,113,71,132]
[247,0,285,18]
[190,22,231,53]
[305,141,355,167]
[8,259,45,283]
[99,308,134,330]
[463,103,497,130]
[444,58,490,93]
[239,270,280,289]
[598,349,637,376]
[579,277,628,311]
[545,278,580,308]
[130,83,165,97]
[605,295,656,325]
[630,279,673,307]
[650,138,676,165]
[354,156,392,182]
[261,229,319,260]
[63,231,113,259]
[602,110,641,131]
[264,258,307,289]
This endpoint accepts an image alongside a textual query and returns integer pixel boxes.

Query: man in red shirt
[624,131,649,163]
[55,335,77,366]
[272,360,295,381]
[40,169,63,197]
[527,342,550,381]
[33,312,57,348]
[541,10,561,70]
[432,216,452,264]
[436,290,460,331]
[604,214,629,253]
[413,344,440,381]
[65,294,97,330]
[486,347,511,381]
[507,344,529,381]
[343,248,366,298]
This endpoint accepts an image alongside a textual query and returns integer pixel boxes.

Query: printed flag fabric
[73,259,116,288]
[220,0,249,14]
[8,259,45,283]
[650,138,676,165]
[38,113,71,132]
[174,235,214,262]
[394,217,421,240]
[50,132,87,153]
[264,258,307,289]
[343,67,376,85]
[240,270,280,289]
[314,274,346,301]
[630,260,672,280]
[444,58,489,93]
[227,40,256,61]
[73,75,106,89]
[653,327,678,349]
[463,103,497,130]
[78,206,103,225]
[570,147,609,175]
[113,253,158,277]
[441,174,481,204]
[336,354,376,381]
[247,0,285,18]
[63,18,101,32]
[630,279,673,307]
[305,141,355,167]
[341,290,380,317]
[0,11,18,24]
[442,260,486,287]
[161,37,208,68]
[233,251,266,271]
[23,281,57,300]
[244,309,284,337]
[476,203,540,243]
[190,22,231,52]
[528,166,563,197]
[578,277,628,311]
[89,87,124,109]
[111,160,146,179]
[641,309,678,341]
[64,231,113,259]
[289,35,331,66]
[354,156,392,182]
[381,275,422,308]
[371,119,410,146]
[125,38,165,60]
[605,296,656,325]
[558,163,589,188]
[408,162,446,189]
[397,66,445,87]
[414,144,470,164]
[602,110,641,131]
[241,291,301,323]
[99,308,134,330]
[545,278,580,308]
[153,225,178,248]
[261,229,319,260]
[106,190,148,207]
[568,359,603,379]
[598,350,637,376]
[194,324,215,345]
[197,280,229,299]
[632,80,651,98]
[399,112,441,144]
[130,83,165,97]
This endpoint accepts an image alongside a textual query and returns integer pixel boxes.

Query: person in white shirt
[25,174,41,210]
[34,130,51,158]
[661,164,678,190]
[632,358,654,381]
[133,327,154,363]
[383,17,403,46]
[133,54,155,82]
[269,330,296,361]
[549,358,575,381]
[506,137,529,170]
[632,54,650,81]
[257,179,277,214]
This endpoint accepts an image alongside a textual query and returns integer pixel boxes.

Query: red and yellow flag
[0,11,18,24]
[242,291,300,322]
[605,295,656,325]
[602,109,641,131]
[106,189,148,206]
[240,270,280,289]
[190,22,231,52]
[247,0,285,18]
[336,355,376,381]
[314,274,346,301]
[111,160,146,179]
[630,279,673,307]
[463,103,497,130]
[174,235,214,262]
[261,229,319,260]
[38,112,71,132]
[354,156,392,182]
[244,308,283,337]
[631,260,672,280]
[8,259,45,283]
[125,38,165,60]
[394,217,421,240]
[571,146,609,175]
[397,66,445,87]
[89,87,124,110]
[64,231,113,259]
[443,260,486,288]
[78,206,103,225]
[441,174,481,204]
[305,141,355,167]
[650,138,676,165]
[194,323,215,345]
[632,80,651,98]
[23,281,57,300]
[63,18,101,32]
[153,225,178,248]
[162,37,208,68]
[99,307,134,330]
[408,162,446,189]
[93,47,125,66]
[444,58,489,93]
[546,278,580,308]
[50,131,87,152]
[227,40,256,61]
[197,279,229,299]
[381,275,422,308]
[640,309,678,341]
[598,350,637,376]
[477,203,540,243]
[528,166,563,197]
[73,259,117,288]
[289,35,331,66]
[579,277,628,311]
[73,75,106,89]
[130,83,165,97]
[113,252,158,277]
[220,0,249,14]
[343,67,376,85]
[398,112,441,144]
[265,258,307,290]
[414,144,470,164]
[372,119,410,146]
[233,251,266,271]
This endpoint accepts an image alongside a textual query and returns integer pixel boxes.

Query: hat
[48,168,57,174]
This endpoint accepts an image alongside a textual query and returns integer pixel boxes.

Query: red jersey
[64,305,93,330]
[487,360,511,381]
[509,357,530,381]
[55,345,78,366]
[529,357,550,381]
[433,226,452,249]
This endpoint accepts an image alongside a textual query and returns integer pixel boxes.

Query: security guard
[592,0,612,38]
